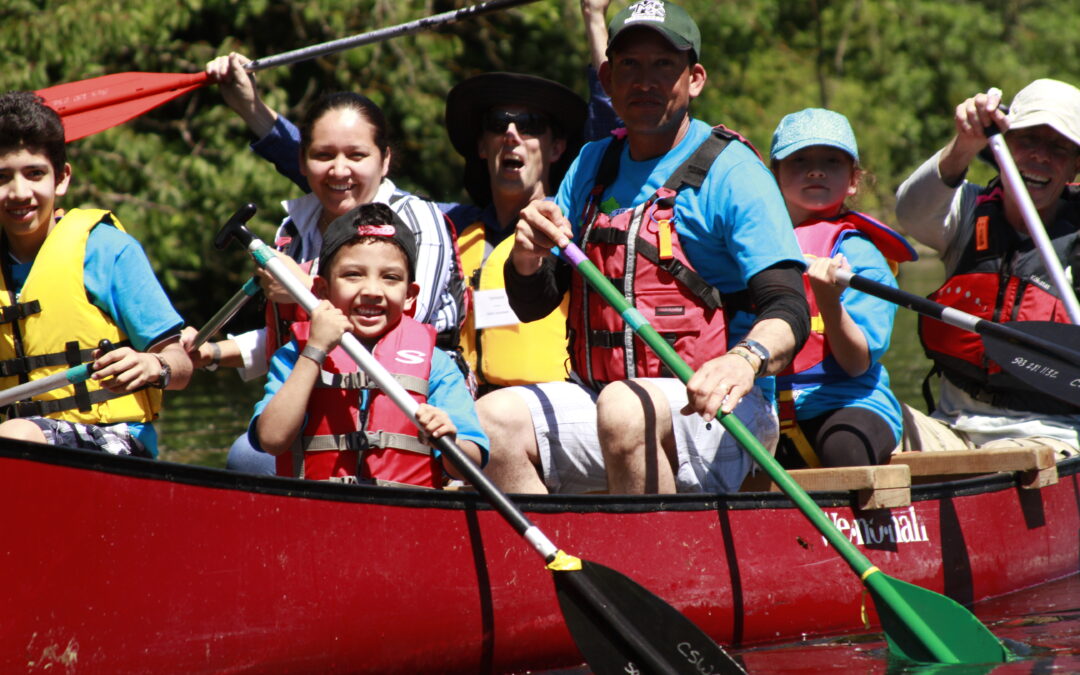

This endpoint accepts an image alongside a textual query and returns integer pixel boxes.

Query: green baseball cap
[606,1,701,62]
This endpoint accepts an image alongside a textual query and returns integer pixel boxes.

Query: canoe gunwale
[6,436,1075,514]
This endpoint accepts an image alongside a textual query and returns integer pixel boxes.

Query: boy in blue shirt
[251,203,487,486]
[0,91,191,457]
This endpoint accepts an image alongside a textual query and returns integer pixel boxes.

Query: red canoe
[5,440,1078,674]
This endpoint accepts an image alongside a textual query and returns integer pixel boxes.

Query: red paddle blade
[35,71,209,142]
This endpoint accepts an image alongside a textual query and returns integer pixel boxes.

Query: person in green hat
[482,0,810,494]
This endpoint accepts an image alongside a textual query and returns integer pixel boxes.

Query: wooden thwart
[889,446,1058,489]
[741,464,911,510]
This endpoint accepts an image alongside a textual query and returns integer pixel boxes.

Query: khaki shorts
[899,404,1079,459]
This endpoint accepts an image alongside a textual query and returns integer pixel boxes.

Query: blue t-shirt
[789,234,903,443]
[249,338,489,468]
[556,118,805,397]
[11,222,184,455]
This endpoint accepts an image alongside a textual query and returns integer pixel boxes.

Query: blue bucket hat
[770,108,859,162]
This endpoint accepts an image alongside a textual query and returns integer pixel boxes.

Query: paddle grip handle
[213,203,258,250]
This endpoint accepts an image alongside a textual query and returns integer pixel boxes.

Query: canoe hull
[7,441,1079,674]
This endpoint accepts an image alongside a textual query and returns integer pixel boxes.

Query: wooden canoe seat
[740,464,911,510]
[889,446,1058,489]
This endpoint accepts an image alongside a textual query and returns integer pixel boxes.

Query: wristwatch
[152,353,172,389]
[734,339,770,378]
[203,341,222,372]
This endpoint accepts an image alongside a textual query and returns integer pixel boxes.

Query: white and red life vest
[920,181,1080,414]
[568,127,756,388]
[277,316,442,487]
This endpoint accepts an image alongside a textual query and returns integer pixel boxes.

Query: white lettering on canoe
[822,506,929,546]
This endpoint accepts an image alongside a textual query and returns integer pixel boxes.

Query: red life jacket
[779,212,917,386]
[277,316,442,487]
[567,126,755,388]
[919,181,1080,414]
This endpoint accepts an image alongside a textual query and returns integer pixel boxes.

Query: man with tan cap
[895,79,1080,455]
[481,0,809,494]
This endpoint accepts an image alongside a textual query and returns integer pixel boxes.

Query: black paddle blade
[553,559,745,675]
[982,320,1080,407]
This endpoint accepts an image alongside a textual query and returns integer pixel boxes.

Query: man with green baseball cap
[482,0,809,496]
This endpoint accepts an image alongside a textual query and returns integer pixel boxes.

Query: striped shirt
[230,179,461,381]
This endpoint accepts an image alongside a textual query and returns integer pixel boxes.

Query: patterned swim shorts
[29,418,151,457]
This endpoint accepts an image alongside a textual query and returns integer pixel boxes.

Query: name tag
[473,288,521,329]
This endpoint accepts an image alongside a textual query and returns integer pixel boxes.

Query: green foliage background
[3,0,1080,332]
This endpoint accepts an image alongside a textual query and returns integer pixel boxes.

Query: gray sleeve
[894,149,983,273]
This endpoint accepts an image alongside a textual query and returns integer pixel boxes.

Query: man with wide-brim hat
[443,72,591,394]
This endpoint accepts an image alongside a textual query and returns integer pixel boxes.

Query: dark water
[736,573,1080,674]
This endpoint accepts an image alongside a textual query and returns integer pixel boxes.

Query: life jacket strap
[777,389,821,468]
[0,299,40,324]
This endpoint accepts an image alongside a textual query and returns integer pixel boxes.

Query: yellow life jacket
[0,208,162,423]
[458,220,570,387]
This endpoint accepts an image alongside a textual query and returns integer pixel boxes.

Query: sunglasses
[482,110,550,136]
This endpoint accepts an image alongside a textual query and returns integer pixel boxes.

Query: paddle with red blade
[834,268,1080,408]
[215,205,747,675]
[557,241,1010,665]
[36,0,542,142]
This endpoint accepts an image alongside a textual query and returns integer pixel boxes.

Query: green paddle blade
[553,559,746,675]
[868,572,1009,664]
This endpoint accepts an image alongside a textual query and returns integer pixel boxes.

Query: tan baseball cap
[1007,78,1080,149]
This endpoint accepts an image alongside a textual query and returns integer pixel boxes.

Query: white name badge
[473,288,522,329]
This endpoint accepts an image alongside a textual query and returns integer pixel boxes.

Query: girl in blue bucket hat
[768,108,917,468]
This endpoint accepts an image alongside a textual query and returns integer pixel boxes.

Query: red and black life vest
[277,316,443,487]
[919,180,1080,414]
[568,126,755,388]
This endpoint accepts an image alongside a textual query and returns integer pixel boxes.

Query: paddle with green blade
[834,268,1080,408]
[35,0,543,142]
[215,206,747,675]
[557,241,1010,665]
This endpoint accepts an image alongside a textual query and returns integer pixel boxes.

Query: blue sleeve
[428,348,489,466]
[704,143,804,287]
[84,225,183,351]
[251,116,310,193]
[835,234,899,362]
[247,341,300,453]
[584,66,622,143]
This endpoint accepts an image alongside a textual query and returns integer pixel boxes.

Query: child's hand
[414,403,457,447]
[308,300,350,352]
[806,253,849,306]
[91,346,164,392]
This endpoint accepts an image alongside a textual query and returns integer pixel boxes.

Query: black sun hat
[445,72,588,207]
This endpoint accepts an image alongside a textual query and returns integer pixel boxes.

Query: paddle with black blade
[215,206,746,675]
[981,86,1080,324]
[557,241,1010,665]
[834,268,1080,408]
[35,0,543,142]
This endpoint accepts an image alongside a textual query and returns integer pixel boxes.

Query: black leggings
[778,406,897,468]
